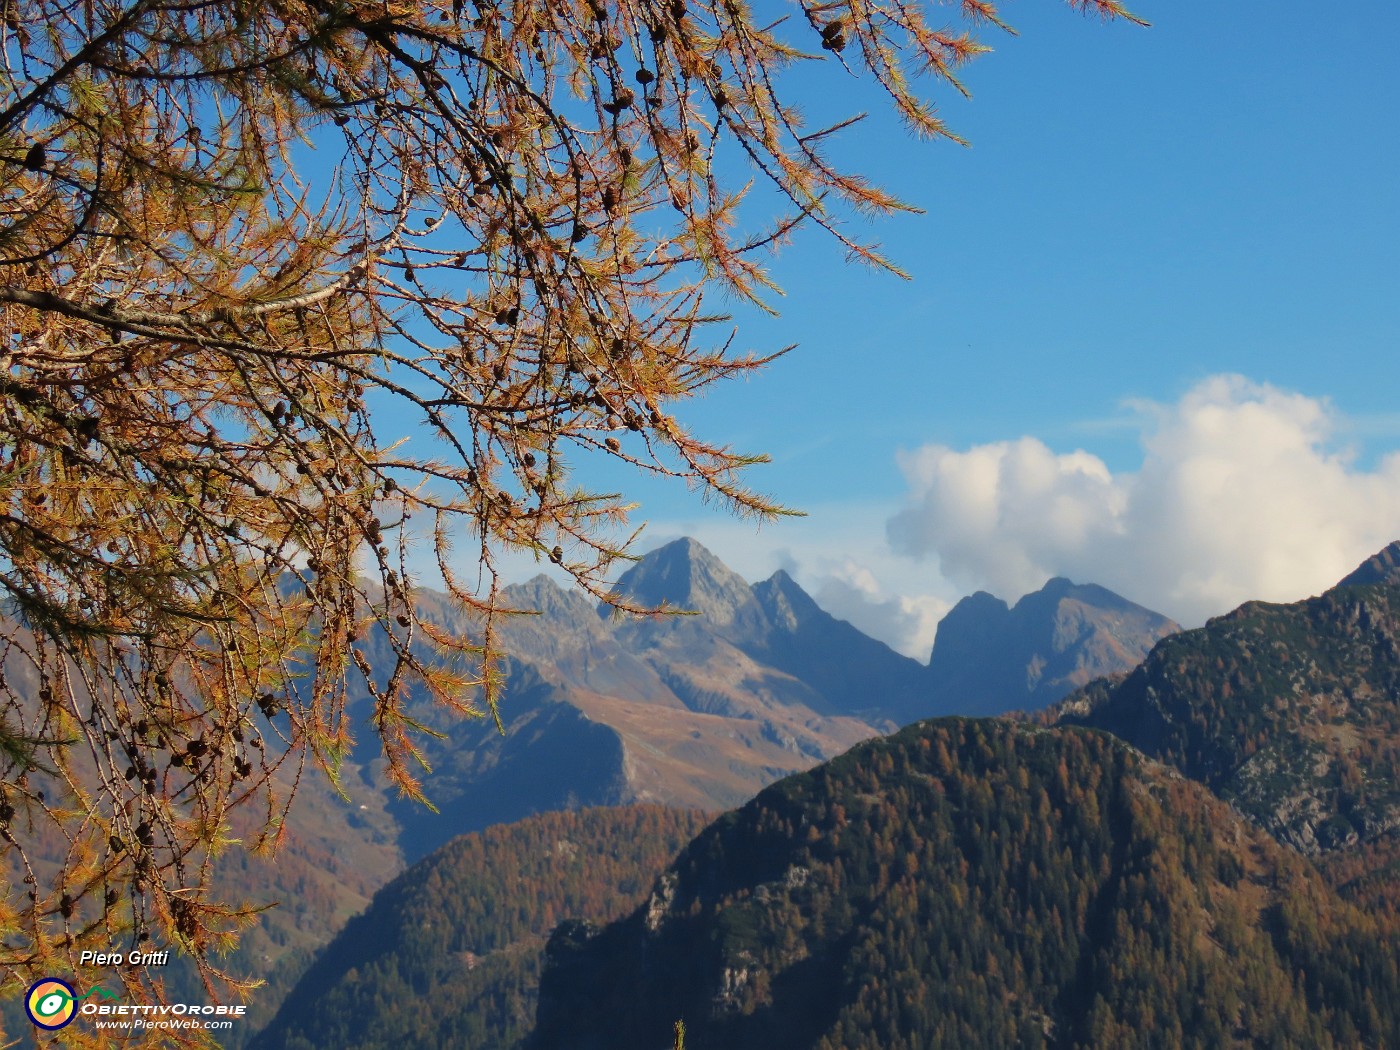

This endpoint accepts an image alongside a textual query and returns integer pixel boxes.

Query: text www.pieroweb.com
[87,1003,243,1031]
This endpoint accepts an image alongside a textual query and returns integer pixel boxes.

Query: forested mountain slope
[529,719,1399,1050]
[1056,543,1400,855]
[249,806,713,1050]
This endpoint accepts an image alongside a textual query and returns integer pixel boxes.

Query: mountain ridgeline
[363,538,1175,861]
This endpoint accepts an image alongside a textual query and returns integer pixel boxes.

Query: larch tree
[0,0,1144,1021]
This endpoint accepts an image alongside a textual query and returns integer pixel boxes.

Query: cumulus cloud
[887,375,1400,625]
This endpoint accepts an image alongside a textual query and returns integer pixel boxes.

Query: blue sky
[460,0,1400,656]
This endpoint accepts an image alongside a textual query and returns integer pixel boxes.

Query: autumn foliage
[0,0,1145,1017]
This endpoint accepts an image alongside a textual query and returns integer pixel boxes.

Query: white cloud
[887,375,1400,625]
[813,562,950,661]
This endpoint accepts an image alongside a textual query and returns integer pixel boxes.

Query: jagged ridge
[1057,543,1400,855]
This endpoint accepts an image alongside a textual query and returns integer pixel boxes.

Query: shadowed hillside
[927,578,1179,717]
[248,807,713,1050]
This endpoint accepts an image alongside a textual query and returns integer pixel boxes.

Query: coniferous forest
[250,807,712,1050]
[529,720,1399,1050]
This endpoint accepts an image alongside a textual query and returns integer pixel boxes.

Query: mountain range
[0,537,1181,1043]
[364,537,1176,860]
[246,543,1400,1049]
[223,538,1177,1038]
[521,544,1400,1048]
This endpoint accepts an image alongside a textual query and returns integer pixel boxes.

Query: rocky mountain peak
[752,569,823,631]
[1010,577,1131,619]
[1028,575,1076,600]
[606,537,759,627]
[925,591,1006,662]
[501,574,596,620]
[926,578,1178,716]
[1337,541,1400,588]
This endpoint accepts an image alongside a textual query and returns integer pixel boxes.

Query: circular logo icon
[25,978,77,1030]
